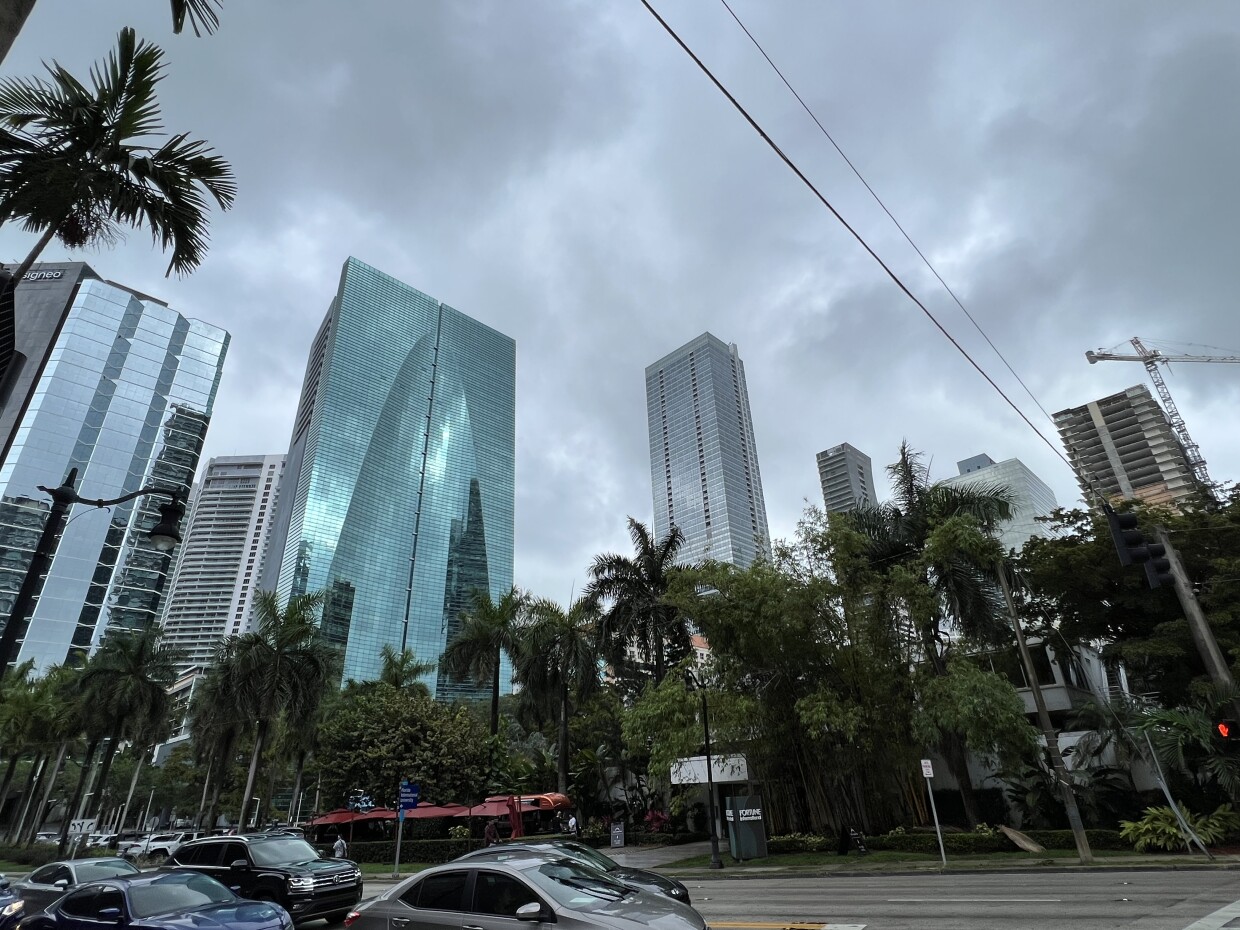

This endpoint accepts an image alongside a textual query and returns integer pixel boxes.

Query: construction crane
[1086,337,1240,487]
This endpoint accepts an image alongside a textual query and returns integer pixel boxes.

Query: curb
[666,861,1240,881]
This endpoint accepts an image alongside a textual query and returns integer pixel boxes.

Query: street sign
[69,819,96,835]
[920,759,934,779]
[399,781,420,812]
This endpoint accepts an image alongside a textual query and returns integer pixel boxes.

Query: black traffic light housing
[1103,504,1170,590]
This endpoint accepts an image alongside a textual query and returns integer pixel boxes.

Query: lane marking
[1182,900,1240,930]
[886,898,1061,903]
[710,924,865,930]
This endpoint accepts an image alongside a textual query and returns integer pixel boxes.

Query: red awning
[402,804,465,819]
[307,809,357,825]
[452,800,511,819]
[355,808,398,821]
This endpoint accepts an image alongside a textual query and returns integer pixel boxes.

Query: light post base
[708,835,724,869]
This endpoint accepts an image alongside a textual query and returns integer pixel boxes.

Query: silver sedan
[13,858,140,912]
[344,853,706,930]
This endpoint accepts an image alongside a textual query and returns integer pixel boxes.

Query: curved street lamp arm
[35,483,184,510]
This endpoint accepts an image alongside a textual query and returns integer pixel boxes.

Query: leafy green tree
[0,26,236,390]
[513,597,603,794]
[586,518,690,686]
[441,587,529,737]
[314,684,490,809]
[0,659,36,819]
[376,644,436,693]
[842,442,1013,826]
[0,1,222,66]
[219,591,336,832]
[1016,488,1240,706]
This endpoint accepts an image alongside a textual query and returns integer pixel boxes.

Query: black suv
[163,833,362,924]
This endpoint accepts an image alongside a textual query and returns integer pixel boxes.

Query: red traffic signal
[1216,719,1239,740]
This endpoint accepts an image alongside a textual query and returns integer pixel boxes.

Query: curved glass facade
[0,267,228,672]
[265,258,515,694]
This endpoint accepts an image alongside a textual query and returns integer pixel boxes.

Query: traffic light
[1103,504,1171,590]
[1216,719,1240,740]
[1144,541,1173,589]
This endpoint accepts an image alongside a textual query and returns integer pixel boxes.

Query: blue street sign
[399,781,420,812]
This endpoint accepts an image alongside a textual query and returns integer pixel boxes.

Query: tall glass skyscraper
[646,332,771,568]
[941,453,1059,554]
[262,258,515,695]
[0,263,229,672]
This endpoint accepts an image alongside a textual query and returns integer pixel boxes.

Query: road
[676,870,1240,930]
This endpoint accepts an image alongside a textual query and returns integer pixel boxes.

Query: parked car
[458,838,692,904]
[32,833,58,846]
[123,833,204,861]
[343,853,706,930]
[16,872,292,930]
[0,873,24,930]
[12,858,140,914]
[162,833,361,925]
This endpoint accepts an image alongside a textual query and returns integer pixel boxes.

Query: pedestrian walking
[333,834,348,858]
[484,819,499,847]
[567,813,579,837]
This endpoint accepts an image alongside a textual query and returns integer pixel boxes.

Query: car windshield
[75,861,139,882]
[558,842,619,872]
[127,874,236,918]
[249,838,321,866]
[526,860,632,908]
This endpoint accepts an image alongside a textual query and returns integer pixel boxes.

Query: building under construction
[1053,384,1198,508]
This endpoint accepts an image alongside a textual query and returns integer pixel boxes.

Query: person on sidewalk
[333,834,348,858]
[484,819,499,847]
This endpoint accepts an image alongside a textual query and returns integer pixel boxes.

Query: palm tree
[77,628,180,822]
[513,597,603,794]
[376,644,436,692]
[14,664,77,844]
[0,26,236,389]
[188,658,245,832]
[0,659,36,817]
[441,587,530,737]
[586,518,690,685]
[223,591,335,832]
[0,1,223,67]
[844,442,1011,826]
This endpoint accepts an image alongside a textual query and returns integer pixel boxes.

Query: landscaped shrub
[766,828,1128,856]
[1023,829,1127,851]
[1119,804,1240,852]
[0,843,65,867]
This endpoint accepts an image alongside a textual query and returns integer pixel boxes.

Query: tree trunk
[194,757,213,830]
[490,652,500,738]
[58,737,99,855]
[942,732,982,828]
[262,757,279,828]
[91,729,124,820]
[117,750,145,836]
[557,681,569,795]
[25,741,66,845]
[0,0,36,65]
[0,753,19,827]
[239,721,268,833]
[7,752,41,842]
[288,751,306,825]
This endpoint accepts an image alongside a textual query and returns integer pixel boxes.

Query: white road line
[1182,900,1240,930]
[885,898,1062,903]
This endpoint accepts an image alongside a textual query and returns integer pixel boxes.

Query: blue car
[17,872,292,930]
[0,873,23,930]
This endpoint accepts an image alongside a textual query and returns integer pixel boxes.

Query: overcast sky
[4,1,1239,602]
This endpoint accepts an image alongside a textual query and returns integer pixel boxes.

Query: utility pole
[997,563,1093,864]
[1155,526,1235,692]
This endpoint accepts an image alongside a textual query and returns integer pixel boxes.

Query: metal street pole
[0,469,78,678]
[685,669,724,870]
[997,563,1093,864]
[1154,526,1235,693]
[0,470,185,678]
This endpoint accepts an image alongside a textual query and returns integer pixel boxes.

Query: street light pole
[0,469,186,678]
[685,669,723,870]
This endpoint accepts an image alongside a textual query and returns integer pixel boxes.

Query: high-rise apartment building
[262,258,515,695]
[159,454,285,676]
[941,453,1058,553]
[1054,384,1197,507]
[0,263,228,673]
[816,443,877,513]
[646,332,771,568]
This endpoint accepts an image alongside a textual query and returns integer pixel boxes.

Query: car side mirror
[54,879,70,889]
[230,860,248,870]
[97,907,123,923]
[514,902,546,922]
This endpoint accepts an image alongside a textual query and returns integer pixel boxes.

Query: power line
[716,0,1057,426]
[637,0,1087,489]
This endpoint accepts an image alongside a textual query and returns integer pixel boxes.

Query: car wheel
[324,910,350,925]
[251,891,278,903]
